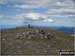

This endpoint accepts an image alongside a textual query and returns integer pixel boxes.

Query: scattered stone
[2,38,5,41]
[16,40,22,43]
[14,52,17,55]
[23,32,26,35]
[36,30,39,33]
[8,55,11,56]
[28,35,32,39]
[38,46,41,48]
[16,45,22,49]
[26,31,31,34]
[18,50,21,53]
[44,50,47,53]
[9,42,13,45]
[48,45,50,48]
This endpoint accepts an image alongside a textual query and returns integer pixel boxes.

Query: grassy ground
[1,27,74,55]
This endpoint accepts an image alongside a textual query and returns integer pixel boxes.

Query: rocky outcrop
[17,29,56,39]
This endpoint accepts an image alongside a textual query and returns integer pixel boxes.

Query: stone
[16,45,22,49]
[44,50,47,53]
[18,50,21,53]
[2,38,5,41]
[9,42,13,45]
[16,40,22,43]
[8,55,11,56]
[23,32,26,35]
[48,45,50,48]
[38,46,41,48]
[44,36,47,39]
[36,30,39,33]
[26,31,31,34]
[14,52,17,55]
[28,35,32,39]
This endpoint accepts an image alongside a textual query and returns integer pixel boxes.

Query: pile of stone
[17,29,56,39]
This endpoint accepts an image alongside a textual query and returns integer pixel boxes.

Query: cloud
[1,0,74,16]
[16,9,20,12]
[12,0,75,18]
[0,15,3,19]
[3,12,55,24]
[2,11,75,24]
[14,4,41,9]
[16,12,47,23]
[0,0,7,4]
[1,0,74,8]
[24,13,46,20]
[44,19,54,23]
[1,0,75,25]
[14,12,55,23]
[47,14,75,18]
[4,12,47,24]
[12,0,74,9]
[46,8,75,15]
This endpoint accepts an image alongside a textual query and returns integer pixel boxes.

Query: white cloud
[14,4,41,9]
[1,0,74,16]
[12,0,75,17]
[46,8,75,14]
[1,0,74,26]
[3,11,75,24]
[0,0,7,4]
[47,14,75,18]
[8,12,47,24]
[12,0,74,9]
[24,13,46,20]
[0,15,3,19]
[56,2,62,6]
[44,19,54,23]
[16,9,20,12]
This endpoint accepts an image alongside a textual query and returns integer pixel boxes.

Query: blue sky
[0,0,75,27]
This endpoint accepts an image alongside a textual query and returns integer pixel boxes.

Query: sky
[0,0,75,27]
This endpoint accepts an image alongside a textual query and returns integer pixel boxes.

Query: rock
[19,34,23,37]
[48,45,50,48]
[2,38,5,41]
[8,55,11,56]
[16,45,22,49]
[38,46,41,48]
[44,36,47,39]
[44,50,47,53]
[28,35,32,39]
[16,40,22,43]
[14,52,17,55]
[26,31,31,34]
[9,42,13,45]
[18,50,21,53]
[36,30,39,33]
[23,32,26,35]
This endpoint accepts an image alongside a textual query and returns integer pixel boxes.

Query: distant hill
[32,26,74,35]
[54,27,74,35]
[1,25,74,35]
[1,27,74,55]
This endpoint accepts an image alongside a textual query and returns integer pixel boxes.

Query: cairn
[17,29,56,40]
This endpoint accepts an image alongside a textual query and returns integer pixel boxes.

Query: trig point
[28,24,30,28]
